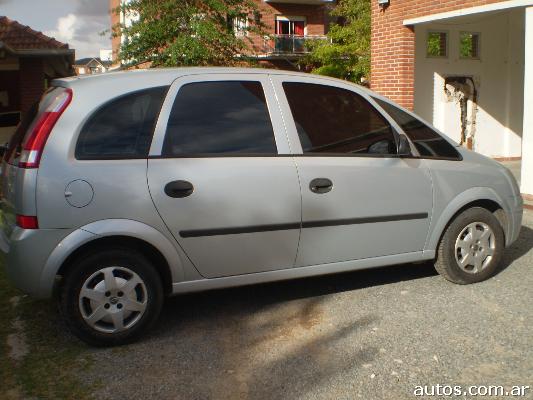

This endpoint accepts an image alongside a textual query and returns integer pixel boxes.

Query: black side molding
[179,213,428,238]
[302,213,428,229]
[180,222,301,238]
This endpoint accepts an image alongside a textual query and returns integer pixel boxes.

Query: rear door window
[282,82,396,155]
[162,81,277,156]
[76,86,168,159]
[373,98,461,160]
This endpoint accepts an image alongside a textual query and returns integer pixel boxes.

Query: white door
[148,74,301,278]
[272,77,433,267]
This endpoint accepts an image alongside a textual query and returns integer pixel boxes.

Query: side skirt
[171,250,436,295]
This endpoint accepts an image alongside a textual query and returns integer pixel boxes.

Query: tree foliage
[302,0,370,83]
[113,0,261,67]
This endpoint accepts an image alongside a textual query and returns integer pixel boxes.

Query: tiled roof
[0,16,69,50]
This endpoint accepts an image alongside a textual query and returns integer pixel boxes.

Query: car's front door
[148,74,301,278]
[271,77,433,267]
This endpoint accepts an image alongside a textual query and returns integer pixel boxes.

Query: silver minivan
[0,68,523,346]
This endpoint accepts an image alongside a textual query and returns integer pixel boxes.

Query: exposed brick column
[110,0,121,64]
[370,2,415,110]
[19,57,45,116]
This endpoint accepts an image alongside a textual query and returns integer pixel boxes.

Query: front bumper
[506,194,523,246]
[1,226,73,299]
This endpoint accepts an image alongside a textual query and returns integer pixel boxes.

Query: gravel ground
[86,211,533,400]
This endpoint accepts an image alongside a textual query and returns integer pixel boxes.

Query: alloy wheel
[78,266,147,333]
[454,222,496,274]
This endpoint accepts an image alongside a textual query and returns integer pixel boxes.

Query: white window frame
[275,15,307,36]
[426,30,449,58]
[232,16,249,37]
[459,31,481,60]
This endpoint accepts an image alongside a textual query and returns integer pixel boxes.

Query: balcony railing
[264,0,335,4]
[264,34,329,55]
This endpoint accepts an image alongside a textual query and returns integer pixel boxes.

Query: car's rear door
[271,75,433,267]
[147,73,301,278]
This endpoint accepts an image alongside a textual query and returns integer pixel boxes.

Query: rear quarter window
[76,86,168,160]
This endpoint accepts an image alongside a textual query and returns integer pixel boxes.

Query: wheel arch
[40,219,185,298]
[427,187,511,253]
[56,235,174,295]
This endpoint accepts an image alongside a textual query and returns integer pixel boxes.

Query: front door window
[282,82,397,155]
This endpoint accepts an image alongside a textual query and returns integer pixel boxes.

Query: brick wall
[371,0,504,109]
[19,58,44,116]
[110,0,121,63]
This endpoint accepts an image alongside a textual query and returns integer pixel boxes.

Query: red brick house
[0,16,74,143]
[370,0,533,198]
[110,0,334,69]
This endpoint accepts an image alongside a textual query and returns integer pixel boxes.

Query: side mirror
[397,135,411,156]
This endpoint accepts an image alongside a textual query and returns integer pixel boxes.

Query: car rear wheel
[60,248,164,346]
[434,207,504,284]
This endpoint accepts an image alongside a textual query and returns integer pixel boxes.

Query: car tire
[59,248,164,346]
[434,207,504,284]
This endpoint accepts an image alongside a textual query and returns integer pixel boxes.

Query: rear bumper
[1,227,73,299]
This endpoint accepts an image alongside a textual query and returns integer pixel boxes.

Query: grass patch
[0,257,95,399]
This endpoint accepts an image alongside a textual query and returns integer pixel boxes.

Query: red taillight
[18,88,72,169]
[16,215,39,229]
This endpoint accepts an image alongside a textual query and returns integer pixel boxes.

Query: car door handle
[309,178,333,194]
[164,180,194,198]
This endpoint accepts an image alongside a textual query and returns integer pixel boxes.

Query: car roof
[53,66,375,95]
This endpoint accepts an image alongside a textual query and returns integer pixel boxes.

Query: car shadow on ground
[158,260,437,329]
[150,262,416,399]
[145,259,436,399]
[497,225,533,274]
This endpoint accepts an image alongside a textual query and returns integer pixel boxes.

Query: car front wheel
[434,207,504,284]
[60,248,164,346]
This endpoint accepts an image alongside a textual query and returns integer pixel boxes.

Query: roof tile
[0,16,69,50]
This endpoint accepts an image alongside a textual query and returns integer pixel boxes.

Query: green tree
[113,0,262,67]
[302,0,370,83]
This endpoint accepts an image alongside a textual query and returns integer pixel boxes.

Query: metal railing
[264,34,329,55]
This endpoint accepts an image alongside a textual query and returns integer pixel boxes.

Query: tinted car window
[282,82,396,155]
[373,98,461,159]
[162,81,277,156]
[76,86,168,159]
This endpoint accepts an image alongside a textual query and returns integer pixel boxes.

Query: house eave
[403,0,533,25]
[0,42,74,57]
[12,49,75,57]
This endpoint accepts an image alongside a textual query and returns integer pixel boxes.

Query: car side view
[0,68,523,346]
